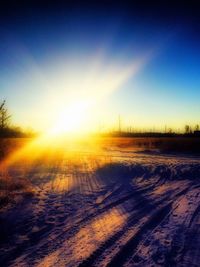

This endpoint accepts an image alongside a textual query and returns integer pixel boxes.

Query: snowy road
[0,146,200,267]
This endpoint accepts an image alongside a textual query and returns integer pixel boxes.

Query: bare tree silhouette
[185,125,190,134]
[0,100,11,129]
[195,124,199,131]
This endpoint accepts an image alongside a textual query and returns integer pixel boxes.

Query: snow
[0,144,200,267]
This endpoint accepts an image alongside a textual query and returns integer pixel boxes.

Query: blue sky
[0,1,200,132]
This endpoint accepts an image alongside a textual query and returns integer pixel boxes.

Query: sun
[50,100,90,136]
[37,52,149,138]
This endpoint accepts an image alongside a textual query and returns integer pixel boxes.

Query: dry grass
[99,136,200,154]
[0,175,34,209]
[0,138,30,160]
[0,138,34,209]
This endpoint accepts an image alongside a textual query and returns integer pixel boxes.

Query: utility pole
[118,115,121,133]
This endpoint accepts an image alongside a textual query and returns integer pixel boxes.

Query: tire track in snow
[77,185,191,267]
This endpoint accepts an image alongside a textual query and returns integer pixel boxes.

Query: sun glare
[0,51,151,170]
[43,54,150,137]
[50,100,91,135]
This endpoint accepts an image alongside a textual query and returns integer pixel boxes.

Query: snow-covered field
[0,141,200,267]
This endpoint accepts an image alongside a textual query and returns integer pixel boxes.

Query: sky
[0,0,200,133]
